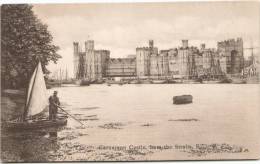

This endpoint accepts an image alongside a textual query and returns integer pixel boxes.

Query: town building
[106,58,136,77]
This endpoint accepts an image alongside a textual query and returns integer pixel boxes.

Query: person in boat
[49,91,60,120]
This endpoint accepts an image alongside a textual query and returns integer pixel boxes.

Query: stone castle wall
[217,38,243,74]
[74,38,243,79]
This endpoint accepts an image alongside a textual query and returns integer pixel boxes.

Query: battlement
[85,40,94,50]
[160,49,170,54]
[109,58,136,63]
[95,49,110,54]
[217,38,243,47]
[136,47,152,51]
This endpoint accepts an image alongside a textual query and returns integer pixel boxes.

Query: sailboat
[6,62,67,130]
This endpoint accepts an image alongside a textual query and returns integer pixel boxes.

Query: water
[2,84,260,161]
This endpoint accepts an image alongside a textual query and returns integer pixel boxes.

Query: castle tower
[84,40,95,80]
[217,38,244,74]
[85,40,94,51]
[73,42,79,79]
[73,42,79,54]
[182,40,188,49]
[200,43,206,50]
[149,40,154,49]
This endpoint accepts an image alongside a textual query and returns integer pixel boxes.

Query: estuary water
[1,84,260,161]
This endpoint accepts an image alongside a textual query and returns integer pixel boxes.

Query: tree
[1,4,61,89]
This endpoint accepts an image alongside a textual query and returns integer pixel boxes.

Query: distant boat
[106,80,125,85]
[218,78,232,84]
[152,80,167,84]
[75,79,90,86]
[5,62,67,130]
[182,79,201,84]
[93,79,105,84]
[129,79,141,84]
[140,79,153,84]
[231,77,247,84]
[202,80,220,84]
[166,79,178,84]
[173,95,193,104]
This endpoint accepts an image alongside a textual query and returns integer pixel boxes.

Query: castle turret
[200,43,206,50]
[149,40,154,49]
[73,42,79,55]
[182,40,188,49]
[85,40,94,51]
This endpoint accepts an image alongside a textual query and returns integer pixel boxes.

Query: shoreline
[1,89,26,122]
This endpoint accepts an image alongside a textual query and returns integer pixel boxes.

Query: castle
[73,38,244,80]
[73,41,110,80]
[217,38,244,74]
[73,40,136,80]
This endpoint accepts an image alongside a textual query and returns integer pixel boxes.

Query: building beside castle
[106,58,136,77]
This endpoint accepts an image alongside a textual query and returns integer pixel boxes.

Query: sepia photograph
[1,1,260,162]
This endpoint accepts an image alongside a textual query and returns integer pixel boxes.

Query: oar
[55,104,84,126]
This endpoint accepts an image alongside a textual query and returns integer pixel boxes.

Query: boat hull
[5,116,67,130]
[173,95,193,104]
[75,79,90,86]
[152,80,167,84]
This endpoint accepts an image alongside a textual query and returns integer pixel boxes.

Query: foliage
[1,4,61,89]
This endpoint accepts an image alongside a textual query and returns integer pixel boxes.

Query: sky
[33,2,260,78]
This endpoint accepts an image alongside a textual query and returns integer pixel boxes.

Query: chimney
[182,40,188,49]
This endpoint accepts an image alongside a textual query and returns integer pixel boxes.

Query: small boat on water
[218,78,232,84]
[152,80,167,84]
[202,80,220,84]
[173,95,193,104]
[166,79,178,84]
[182,79,201,84]
[75,79,90,86]
[6,115,67,130]
[129,79,141,84]
[5,62,67,130]
[231,78,247,84]
[106,80,125,85]
[140,79,153,84]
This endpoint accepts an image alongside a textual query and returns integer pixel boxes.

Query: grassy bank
[1,89,26,122]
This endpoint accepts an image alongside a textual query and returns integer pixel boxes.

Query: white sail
[26,65,37,107]
[25,62,48,116]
